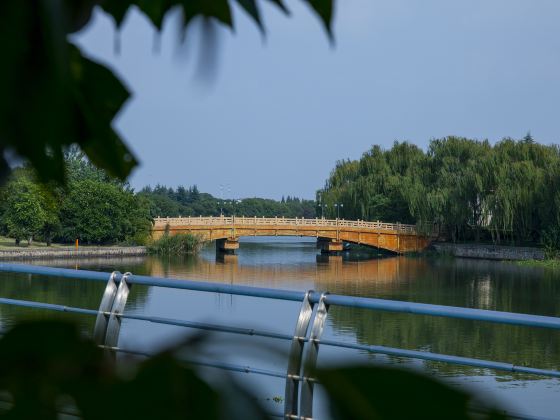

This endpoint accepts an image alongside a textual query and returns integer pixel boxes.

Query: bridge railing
[0,262,557,419]
[153,216,418,234]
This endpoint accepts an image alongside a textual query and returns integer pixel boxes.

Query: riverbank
[0,246,147,260]
[432,242,544,261]
[516,259,560,269]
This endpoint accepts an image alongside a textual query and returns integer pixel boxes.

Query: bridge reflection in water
[145,252,413,292]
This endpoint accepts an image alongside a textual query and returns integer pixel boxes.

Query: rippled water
[0,237,559,418]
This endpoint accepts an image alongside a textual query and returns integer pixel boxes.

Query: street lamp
[334,203,344,219]
[219,184,224,216]
[233,199,241,215]
[318,201,325,218]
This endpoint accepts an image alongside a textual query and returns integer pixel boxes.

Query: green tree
[320,136,560,245]
[3,177,47,245]
[37,185,62,246]
[59,179,150,244]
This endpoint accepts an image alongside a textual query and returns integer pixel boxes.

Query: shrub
[147,233,205,255]
[541,226,560,260]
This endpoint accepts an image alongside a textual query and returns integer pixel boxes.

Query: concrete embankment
[432,242,544,261]
[0,246,147,260]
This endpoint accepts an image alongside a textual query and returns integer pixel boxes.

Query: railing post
[104,272,132,351]
[284,291,315,419]
[300,293,330,418]
[93,271,131,358]
[93,271,121,345]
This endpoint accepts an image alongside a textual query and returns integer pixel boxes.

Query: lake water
[0,237,559,418]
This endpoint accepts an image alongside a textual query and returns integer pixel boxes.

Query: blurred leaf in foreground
[317,365,508,420]
[0,0,334,185]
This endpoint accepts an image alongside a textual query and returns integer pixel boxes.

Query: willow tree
[319,136,560,245]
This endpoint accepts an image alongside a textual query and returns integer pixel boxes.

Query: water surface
[0,237,558,418]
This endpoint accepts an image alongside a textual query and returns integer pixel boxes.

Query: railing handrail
[1,263,559,330]
[152,216,419,233]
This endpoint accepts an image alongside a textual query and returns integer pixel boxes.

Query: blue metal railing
[3,262,559,329]
[0,262,558,419]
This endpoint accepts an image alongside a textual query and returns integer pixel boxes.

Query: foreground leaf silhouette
[0,320,508,419]
[0,0,334,185]
[317,365,507,420]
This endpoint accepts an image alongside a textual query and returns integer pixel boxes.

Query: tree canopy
[0,152,152,246]
[139,185,316,218]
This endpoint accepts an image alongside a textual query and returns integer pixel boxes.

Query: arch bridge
[152,216,433,254]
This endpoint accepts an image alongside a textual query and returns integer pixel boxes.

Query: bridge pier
[216,238,239,254]
[317,238,344,254]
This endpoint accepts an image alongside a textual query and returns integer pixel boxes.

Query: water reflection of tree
[327,258,560,379]
[329,306,560,379]
[0,269,150,333]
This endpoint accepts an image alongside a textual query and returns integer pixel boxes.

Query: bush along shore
[431,242,544,261]
[516,259,560,269]
[147,234,205,256]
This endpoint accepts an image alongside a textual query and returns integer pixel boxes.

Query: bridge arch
[152,216,433,254]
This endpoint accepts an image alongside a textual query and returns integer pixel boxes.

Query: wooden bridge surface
[152,216,433,254]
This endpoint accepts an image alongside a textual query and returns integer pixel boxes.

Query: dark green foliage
[0,152,152,246]
[58,179,147,244]
[139,185,316,218]
[2,176,47,245]
[541,226,560,259]
[0,0,334,186]
[0,320,506,419]
[318,365,506,420]
[147,233,205,255]
[320,137,560,245]
[0,2,136,184]
[57,150,152,244]
[0,321,222,419]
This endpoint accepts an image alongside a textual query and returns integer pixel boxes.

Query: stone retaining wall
[432,243,544,261]
[0,246,147,260]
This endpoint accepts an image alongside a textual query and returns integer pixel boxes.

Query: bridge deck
[152,216,433,253]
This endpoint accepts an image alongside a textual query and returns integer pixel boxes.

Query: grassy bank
[0,236,143,251]
[147,234,205,256]
[0,236,67,250]
[516,259,560,269]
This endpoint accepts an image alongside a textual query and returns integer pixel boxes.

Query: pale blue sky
[75,0,560,200]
